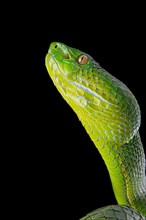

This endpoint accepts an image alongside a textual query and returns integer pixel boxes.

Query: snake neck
[80,111,146,217]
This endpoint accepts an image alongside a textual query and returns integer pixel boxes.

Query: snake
[45,42,146,219]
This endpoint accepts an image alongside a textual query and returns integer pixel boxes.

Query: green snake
[45,42,146,219]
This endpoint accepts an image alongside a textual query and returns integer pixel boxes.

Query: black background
[12,3,146,219]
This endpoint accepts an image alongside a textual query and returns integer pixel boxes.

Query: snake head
[45,42,141,146]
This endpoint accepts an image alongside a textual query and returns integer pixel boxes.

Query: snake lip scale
[45,42,146,219]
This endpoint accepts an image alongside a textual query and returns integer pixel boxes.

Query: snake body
[45,42,146,219]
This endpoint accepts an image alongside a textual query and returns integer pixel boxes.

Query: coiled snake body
[45,42,146,219]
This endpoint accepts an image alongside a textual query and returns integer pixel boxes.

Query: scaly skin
[45,42,146,219]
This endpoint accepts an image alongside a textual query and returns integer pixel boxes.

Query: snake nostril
[52,43,70,59]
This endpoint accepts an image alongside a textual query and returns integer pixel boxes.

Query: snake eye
[78,54,88,64]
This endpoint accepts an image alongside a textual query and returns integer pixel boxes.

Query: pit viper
[45,42,146,219]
